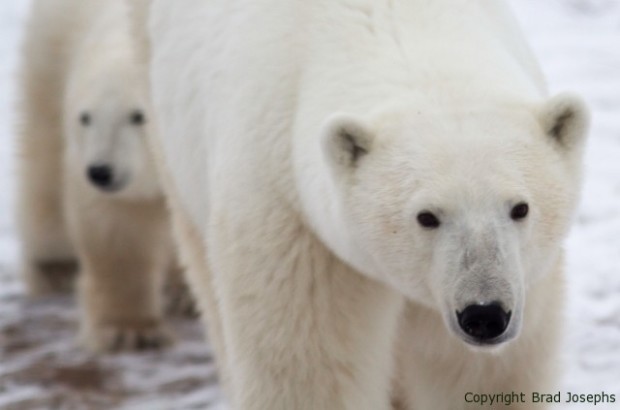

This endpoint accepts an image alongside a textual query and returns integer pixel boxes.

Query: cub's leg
[66,182,172,352]
[17,59,76,296]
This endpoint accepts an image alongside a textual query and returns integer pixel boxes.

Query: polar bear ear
[540,93,589,152]
[321,114,374,171]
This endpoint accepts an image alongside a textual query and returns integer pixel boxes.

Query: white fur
[18,0,176,352]
[140,0,589,408]
[62,1,159,200]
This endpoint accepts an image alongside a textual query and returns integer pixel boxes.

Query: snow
[0,1,619,409]
[508,0,620,405]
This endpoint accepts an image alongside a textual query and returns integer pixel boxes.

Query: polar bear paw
[165,279,199,318]
[80,321,173,353]
[24,259,79,296]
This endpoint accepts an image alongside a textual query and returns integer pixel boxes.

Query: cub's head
[65,77,160,200]
[321,94,588,349]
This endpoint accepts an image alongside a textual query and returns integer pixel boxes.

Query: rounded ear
[321,114,375,172]
[539,93,589,153]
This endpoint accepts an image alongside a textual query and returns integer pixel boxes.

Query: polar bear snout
[87,165,112,187]
[87,164,123,192]
[456,302,511,344]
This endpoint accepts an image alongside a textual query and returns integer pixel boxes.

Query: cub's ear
[321,114,374,171]
[539,93,589,152]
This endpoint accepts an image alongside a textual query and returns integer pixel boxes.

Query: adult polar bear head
[319,94,588,349]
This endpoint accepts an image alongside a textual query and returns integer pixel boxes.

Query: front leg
[78,257,172,352]
[209,211,403,409]
[17,129,77,296]
[66,189,172,353]
[164,264,198,318]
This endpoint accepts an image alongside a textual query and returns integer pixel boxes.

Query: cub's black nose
[87,165,113,188]
[457,303,511,342]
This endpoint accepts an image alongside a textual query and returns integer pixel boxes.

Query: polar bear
[17,0,179,351]
[134,0,588,408]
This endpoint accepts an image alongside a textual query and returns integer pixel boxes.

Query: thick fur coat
[133,0,588,408]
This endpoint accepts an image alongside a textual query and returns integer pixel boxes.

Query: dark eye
[130,110,145,125]
[510,202,529,221]
[417,211,440,229]
[79,112,91,126]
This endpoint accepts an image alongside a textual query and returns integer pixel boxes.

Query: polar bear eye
[130,110,145,126]
[79,112,91,126]
[417,212,440,229]
[510,202,529,221]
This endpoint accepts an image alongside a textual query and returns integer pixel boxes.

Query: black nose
[457,302,511,342]
[87,165,113,188]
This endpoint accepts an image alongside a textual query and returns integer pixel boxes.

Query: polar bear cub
[136,0,588,408]
[17,0,175,351]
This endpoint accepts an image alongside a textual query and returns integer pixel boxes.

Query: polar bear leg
[163,262,198,318]
[167,203,230,391]
[65,183,172,352]
[207,207,403,410]
[17,93,77,296]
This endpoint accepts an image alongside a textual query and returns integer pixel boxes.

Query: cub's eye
[130,110,145,125]
[417,211,440,229]
[79,112,91,126]
[510,202,529,221]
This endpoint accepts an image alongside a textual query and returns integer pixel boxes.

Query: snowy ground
[1,1,619,409]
